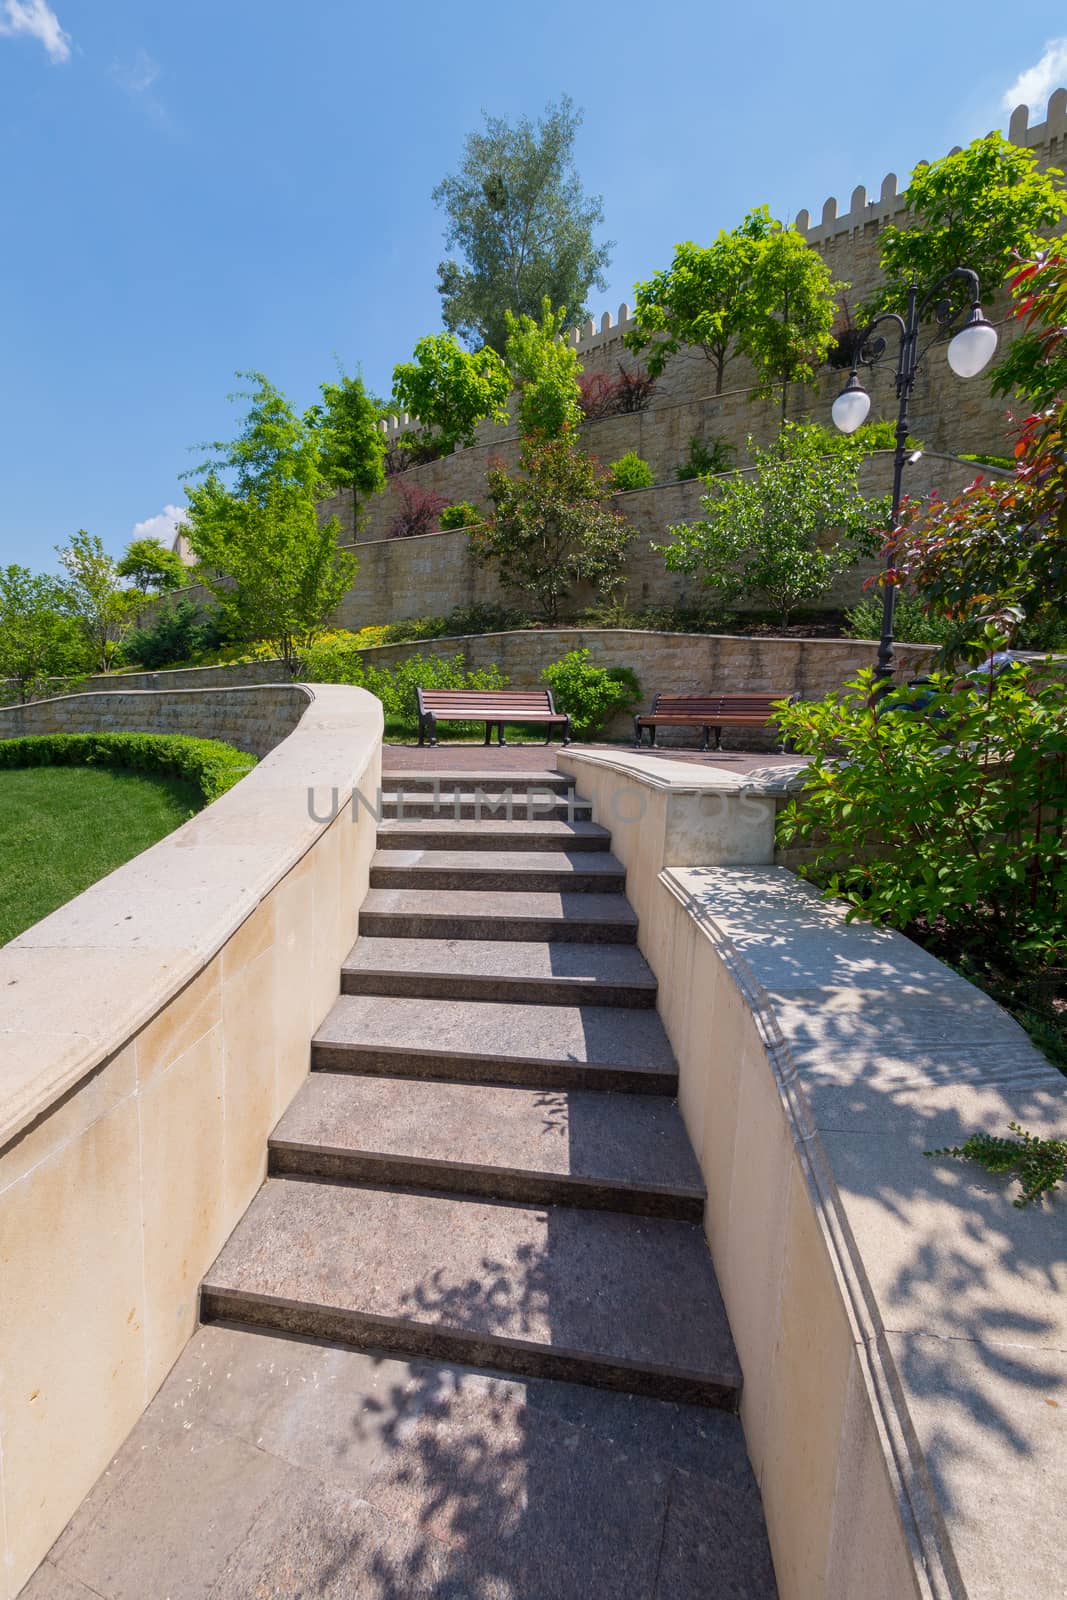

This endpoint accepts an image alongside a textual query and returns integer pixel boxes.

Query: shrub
[0,732,255,805]
[774,664,1067,961]
[541,648,641,740]
[844,596,956,647]
[387,482,450,539]
[439,501,483,530]
[674,435,734,480]
[609,452,655,492]
[124,598,223,670]
[479,436,633,622]
[578,365,656,419]
[299,640,509,736]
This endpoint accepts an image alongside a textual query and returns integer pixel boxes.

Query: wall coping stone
[0,682,383,1151]
[665,863,1065,1599]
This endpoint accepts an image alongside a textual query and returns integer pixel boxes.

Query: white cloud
[133,505,189,551]
[0,0,71,63]
[1002,37,1067,112]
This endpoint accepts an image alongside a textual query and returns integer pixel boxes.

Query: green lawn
[0,765,202,944]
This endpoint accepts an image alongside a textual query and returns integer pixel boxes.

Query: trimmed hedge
[0,733,256,805]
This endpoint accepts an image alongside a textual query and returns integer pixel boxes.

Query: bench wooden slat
[416,687,571,748]
[634,690,794,751]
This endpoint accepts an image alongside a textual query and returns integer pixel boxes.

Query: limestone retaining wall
[0,684,384,1598]
[559,748,1066,1600]
[0,683,309,758]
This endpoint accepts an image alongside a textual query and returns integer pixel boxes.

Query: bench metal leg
[699,726,710,753]
[497,723,507,746]
[427,715,438,748]
[483,723,493,746]
[714,727,723,751]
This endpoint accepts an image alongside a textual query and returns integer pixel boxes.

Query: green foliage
[300,638,508,735]
[926,1123,1065,1209]
[478,435,633,622]
[187,371,321,502]
[741,224,841,414]
[184,479,355,676]
[56,530,140,673]
[308,371,387,524]
[674,435,734,480]
[0,732,255,805]
[874,134,1067,318]
[116,537,187,594]
[627,208,841,410]
[991,243,1067,409]
[626,209,774,390]
[609,451,654,491]
[123,598,223,671]
[895,246,1067,645]
[0,565,88,704]
[774,664,1067,960]
[433,95,611,354]
[391,334,510,454]
[844,595,956,646]
[658,423,889,624]
[504,299,583,438]
[540,648,641,739]
[439,501,483,530]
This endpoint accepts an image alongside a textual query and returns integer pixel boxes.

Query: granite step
[379,793,592,822]
[381,770,575,795]
[201,1179,740,1407]
[311,994,677,1093]
[269,1072,705,1218]
[341,936,658,1007]
[369,848,626,894]
[360,888,638,943]
[376,817,612,852]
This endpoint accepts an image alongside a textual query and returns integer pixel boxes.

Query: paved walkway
[26,1325,776,1599]
[385,739,801,777]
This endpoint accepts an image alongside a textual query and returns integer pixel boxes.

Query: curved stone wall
[560,747,1066,1600]
[0,682,311,759]
[0,684,384,1596]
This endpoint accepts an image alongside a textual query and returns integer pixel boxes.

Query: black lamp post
[831,267,999,681]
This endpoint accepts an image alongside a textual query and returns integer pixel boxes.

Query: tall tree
[56,531,139,673]
[117,537,188,594]
[874,133,1067,319]
[187,372,321,502]
[433,96,612,353]
[0,565,87,703]
[626,209,774,392]
[309,371,388,531]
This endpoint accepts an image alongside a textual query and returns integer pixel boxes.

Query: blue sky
[1,0,1065,571]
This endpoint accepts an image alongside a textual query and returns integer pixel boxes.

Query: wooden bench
[634,692,794,752]
[416,688,572,747]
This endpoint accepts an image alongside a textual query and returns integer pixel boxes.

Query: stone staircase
[201,768,741,1410]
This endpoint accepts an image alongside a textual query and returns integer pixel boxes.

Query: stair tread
[378,819,609,839]
[202,1179,739,1393]
[372,849,625,874]
[342,937,657,988]
[271,1072,705,1196]
[314,994,676,1073]
[362,888,636,925]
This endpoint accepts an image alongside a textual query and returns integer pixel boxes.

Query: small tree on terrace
[656,424,889,626]
[476,436,632,623]
[625,208,774,391]
[504,299,583,438]
[873,133,1067,321]
[391,334,511,454]
[117,536,188,594]
[56,530,140,672]
[184,478,356,676]
[743,224,841,418]
[309,372,387,531]
[0,565,88,703]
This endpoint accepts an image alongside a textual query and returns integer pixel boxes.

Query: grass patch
[0,766,204,943]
